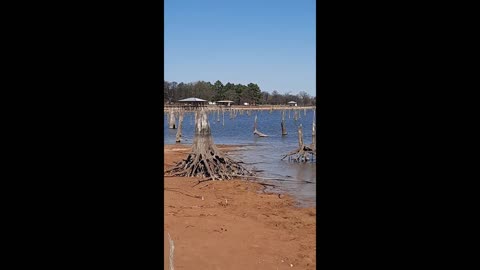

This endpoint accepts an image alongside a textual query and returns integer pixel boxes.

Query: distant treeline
[164,80,316,106]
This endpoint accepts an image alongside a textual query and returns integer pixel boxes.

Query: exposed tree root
[165,143,253,180]
[281,124,316,162]
[281,144,316,162]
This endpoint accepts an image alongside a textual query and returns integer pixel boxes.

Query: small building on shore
[177,97,208,108]
[288,101,297,107]
[216,100,234,107]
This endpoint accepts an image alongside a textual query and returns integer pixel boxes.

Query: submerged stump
[165,108,253,181]
[281,124,316,162]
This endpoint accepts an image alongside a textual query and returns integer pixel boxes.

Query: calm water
[164,109,317,207]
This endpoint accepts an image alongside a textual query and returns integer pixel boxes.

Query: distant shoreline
[164,105,316,112]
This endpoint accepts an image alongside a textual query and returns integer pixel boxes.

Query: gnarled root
[281,144,316,162]
[165,145,253,180]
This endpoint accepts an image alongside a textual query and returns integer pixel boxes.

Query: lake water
[164,108,317,207]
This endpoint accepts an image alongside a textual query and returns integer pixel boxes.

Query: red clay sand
[164,144,316,269]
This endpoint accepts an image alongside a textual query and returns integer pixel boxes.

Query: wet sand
[164,144,316,269]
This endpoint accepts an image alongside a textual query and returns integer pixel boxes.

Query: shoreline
[164,105,316,112]
[164,144,316,269]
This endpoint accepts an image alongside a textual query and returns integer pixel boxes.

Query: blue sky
[165,0,316,97]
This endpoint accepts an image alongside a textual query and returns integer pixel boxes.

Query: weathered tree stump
[168,109,176,129]
[175,109,184,143]
[165,108,253,180]
[311,110,316,151]
[281,110,287,136]
[253,115,269,137]
[281,124,316,162]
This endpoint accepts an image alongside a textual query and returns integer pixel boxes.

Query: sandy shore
[164,144,316,269]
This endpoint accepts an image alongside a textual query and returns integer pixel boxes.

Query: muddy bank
[164,144,316,269]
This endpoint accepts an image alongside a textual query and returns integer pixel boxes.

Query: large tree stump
[281,124,316,162]
[165,108,253,180]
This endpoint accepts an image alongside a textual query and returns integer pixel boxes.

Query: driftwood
[253,115,269,137]
[165,108,253,180]
[281,124,316,162]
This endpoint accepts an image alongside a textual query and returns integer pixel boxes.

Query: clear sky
[165,0,316,97]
